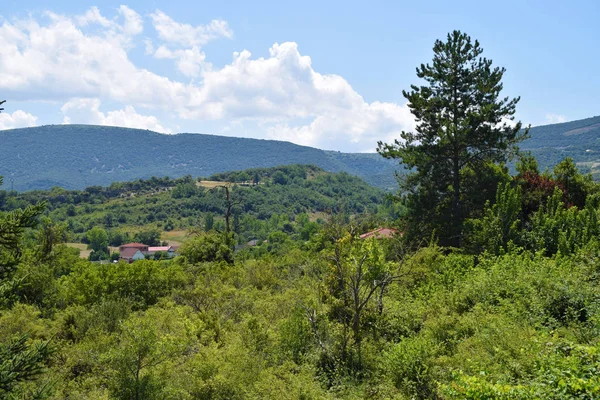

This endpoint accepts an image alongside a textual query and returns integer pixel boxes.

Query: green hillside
[521,115,600,177]
[1,164,391,247]
[2,116,599,192]
[0,125,399,191]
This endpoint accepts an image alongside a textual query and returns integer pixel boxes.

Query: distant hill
[0,125,400,191]
[2,165,388,244]
[520,115,600,178]
[2,116,600,191]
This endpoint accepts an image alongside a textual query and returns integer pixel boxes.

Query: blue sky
[1,0,598,151]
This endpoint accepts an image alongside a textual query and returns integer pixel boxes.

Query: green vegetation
[3,161,600,398]
[3,32,600,399]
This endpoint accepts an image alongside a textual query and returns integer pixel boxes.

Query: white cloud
[0,7,414,151]
[118,5,143,36]
[144,39,154,55]
[75,5,142,38]
[76,6,112,28]
[153,45,209,78]
[266,101,414,151]
[148,11,231,78]
[149,10,232,47]
[545,113,566,124]
[0,110,38,130]
[0,9,189,106]
[61,98,171,133]
[188,42,415,150]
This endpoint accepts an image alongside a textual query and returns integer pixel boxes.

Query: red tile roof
[120,243,148,248]
[359,228,400,239]
[148,246,173,252]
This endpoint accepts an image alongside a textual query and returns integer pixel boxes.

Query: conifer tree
[378,30,527,246]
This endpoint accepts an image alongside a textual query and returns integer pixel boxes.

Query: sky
[0,0,598,152]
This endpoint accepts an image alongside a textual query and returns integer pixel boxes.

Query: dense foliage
[2,161,600,398]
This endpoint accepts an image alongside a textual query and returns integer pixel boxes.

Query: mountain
[520,115,600,178]
[0,125,400,191]
[2,116,600,192]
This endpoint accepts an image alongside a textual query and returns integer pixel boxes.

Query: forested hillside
[520,115,600,178]
[0,125,399,191]
[2,116,600,192]
[0,165,394,252]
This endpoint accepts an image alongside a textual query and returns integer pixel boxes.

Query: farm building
[118,242,178,262]
[119,248,146,263]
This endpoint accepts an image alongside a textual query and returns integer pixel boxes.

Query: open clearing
[162,230,187,246]
[197,180,232,189]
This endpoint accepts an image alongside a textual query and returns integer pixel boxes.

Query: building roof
[359,227,400,239]
[120,247,144,259]
[148,246,173,252]
[120,242,148,248]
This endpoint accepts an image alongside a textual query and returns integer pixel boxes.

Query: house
[359,227,401,240]
[120,247,146,263]
[147,246,177,258]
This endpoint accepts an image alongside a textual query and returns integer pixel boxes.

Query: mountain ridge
[2,115,600,191]
[1,124,400,191]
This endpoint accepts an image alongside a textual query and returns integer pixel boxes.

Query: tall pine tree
[378,31,527,247]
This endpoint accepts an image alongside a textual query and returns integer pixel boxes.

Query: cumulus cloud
[0,7,414,151]
[0,110,38,130]
[118,5,143,36]
[189,42,415,149]
[148,11,232,78]
[75,6,112,27]
[61,98,171,133]
[545,113,566,124]
[149,10,232,47]
[0,9,189,106]
[153,45,209,78]
[75,5,142,38]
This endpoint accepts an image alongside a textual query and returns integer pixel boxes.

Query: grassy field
[161,230,187,246]
[197,180,232,189]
